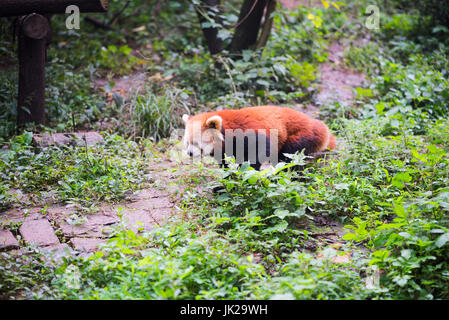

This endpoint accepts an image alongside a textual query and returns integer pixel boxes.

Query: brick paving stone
[59,224,103,238]
[19,219,60,246]
[58,214,119,238]
[133,189,169,200]
[44,205,76,220]
[0,229,19,250]
[120,209,155,233]
[33,132,104,148]
[42,243,72,260]
[150,208,175,224]
[86,214,119,225]
[126,197,173,211]
[0,207,44,224]
[70,237,107,252]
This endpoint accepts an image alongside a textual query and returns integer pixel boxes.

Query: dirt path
[314,41,366,107]
[281,0,367,257]
[279,1,366,115]
[288,40,367,118]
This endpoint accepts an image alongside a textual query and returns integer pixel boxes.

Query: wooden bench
[0,0,109,126]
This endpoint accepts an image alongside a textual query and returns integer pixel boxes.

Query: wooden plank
[0,0,109,17]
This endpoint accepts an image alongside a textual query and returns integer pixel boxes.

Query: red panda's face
[182,113,224,158]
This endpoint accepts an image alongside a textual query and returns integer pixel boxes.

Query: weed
[126,87,190,141]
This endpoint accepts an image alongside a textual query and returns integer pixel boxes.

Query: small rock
[41,243,73,260]
[70,238,106,252]
[0,229,19,250]
[33,132,104,148]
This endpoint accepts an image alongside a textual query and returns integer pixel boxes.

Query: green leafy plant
[0,133,150,206]
[98,45,144,76]
[50,220,266,299]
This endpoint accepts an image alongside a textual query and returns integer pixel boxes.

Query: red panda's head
[182,113,224,158]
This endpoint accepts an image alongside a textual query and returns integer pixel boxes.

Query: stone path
[0,156,188,260]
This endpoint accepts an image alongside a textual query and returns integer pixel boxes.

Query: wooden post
[17,14,50,126]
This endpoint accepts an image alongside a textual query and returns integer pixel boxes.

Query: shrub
[251,249,374,300]
[391,0,449,27]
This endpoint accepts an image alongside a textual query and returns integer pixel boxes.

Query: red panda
[182,105,336,170]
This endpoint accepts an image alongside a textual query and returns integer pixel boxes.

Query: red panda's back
[217,106,289,145]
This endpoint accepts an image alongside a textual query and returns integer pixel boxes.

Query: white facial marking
[182,119,219,158]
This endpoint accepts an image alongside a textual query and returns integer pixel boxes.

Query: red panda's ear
[182,114,190,124]
[206,115,222,131]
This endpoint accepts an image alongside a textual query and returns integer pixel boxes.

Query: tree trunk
[256,0,276,49]
[229,0,268,53]
[195,0,223,55]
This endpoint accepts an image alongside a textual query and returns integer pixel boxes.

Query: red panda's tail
[328,133,336,150]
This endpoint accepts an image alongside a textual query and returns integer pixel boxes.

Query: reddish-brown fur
[186,105,336,155]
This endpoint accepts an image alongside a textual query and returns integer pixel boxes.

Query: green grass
[0,133,153,209]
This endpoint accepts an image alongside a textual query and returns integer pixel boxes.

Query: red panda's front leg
[215,129,273,170]
[279,133,322,160]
